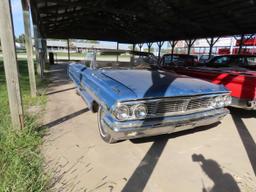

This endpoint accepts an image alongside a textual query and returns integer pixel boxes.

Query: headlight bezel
[132,104,148,119]
[223,95,232,106]
[214,94,232,108]
[215,96,225,108]
[113,103,148,121]
[113,104,130,121]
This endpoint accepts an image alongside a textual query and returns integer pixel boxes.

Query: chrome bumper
[231,97,256,110]
[102,108,229,141]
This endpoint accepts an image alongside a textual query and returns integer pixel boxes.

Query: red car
[161,54,256,110]
[204,55,256,71]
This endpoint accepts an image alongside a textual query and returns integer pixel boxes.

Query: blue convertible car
[68,50,231,143]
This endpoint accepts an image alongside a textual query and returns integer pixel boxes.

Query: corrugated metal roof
[30,0,256,43]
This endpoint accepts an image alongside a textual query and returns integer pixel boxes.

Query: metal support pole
[38,38,47,70]
[187,40,191,55]
[138,43,143,51]
[0,0,24,129]
[39,37,45,78]
[208,38,214,57]
[116,42,119,62]
[42,39,47,63]
[132,44,136,52]
[157,41,164,61]
[206,37,219,57]
[170,40,178,56]
[185,39,196,55]
[33,25,43,78]
[67,39,70,60]
[147,42,153,53]
[238,34,244,55]
[116,42,119,50]
[253,36,256,55]
[21,0,36,97]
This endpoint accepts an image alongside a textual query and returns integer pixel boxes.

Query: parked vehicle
[161,54,197,68]
[161,54,256,110]
[199,54,215,64]
[205,55,256,70]
[69,50,230,143]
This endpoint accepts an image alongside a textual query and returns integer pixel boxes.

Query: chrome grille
[145,95,216,116]
[147,100,188,114]
[187,97,213,110]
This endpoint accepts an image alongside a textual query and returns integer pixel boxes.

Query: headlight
[133,104,148,119]
[215,95,231,108]
[113,103,148,121]
[114,104,130,120]
[224,95,232,106]
[215,96,225,108]
[210,99,217,108]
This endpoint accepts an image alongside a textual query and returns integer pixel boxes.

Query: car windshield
[86,50,158,70]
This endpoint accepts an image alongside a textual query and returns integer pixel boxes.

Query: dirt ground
[42,63,256,192]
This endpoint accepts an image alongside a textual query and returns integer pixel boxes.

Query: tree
[16,34,25,43]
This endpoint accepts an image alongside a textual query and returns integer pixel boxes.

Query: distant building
[175,37,256,55]
[46,39,130,53]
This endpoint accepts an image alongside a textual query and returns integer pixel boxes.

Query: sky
[10,0,167,51]
[11,0,25,36]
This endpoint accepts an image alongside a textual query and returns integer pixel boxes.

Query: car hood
[100,69,227,99]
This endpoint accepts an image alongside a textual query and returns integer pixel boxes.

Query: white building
[46,39,130,53]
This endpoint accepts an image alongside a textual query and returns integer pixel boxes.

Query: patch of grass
[0,60,49,192]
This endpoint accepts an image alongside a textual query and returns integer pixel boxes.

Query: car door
[69,63,86,86]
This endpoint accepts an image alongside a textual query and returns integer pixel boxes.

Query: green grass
[0,60,49,192]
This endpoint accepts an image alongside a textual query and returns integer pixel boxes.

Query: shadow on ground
[40,108,89,130]
[121,122,220,192]
[229,108,256,176]
[192,154,241,192]
[123,107,256,191]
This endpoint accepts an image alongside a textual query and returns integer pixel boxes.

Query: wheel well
[92,101,99,113]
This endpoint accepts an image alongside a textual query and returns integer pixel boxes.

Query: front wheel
[97,106,116,143]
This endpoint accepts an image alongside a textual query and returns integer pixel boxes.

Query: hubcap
[98,107,108,137]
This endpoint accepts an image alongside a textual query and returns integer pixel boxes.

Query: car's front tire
[97,106,116,144]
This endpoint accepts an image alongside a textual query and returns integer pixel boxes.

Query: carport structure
[30,0,256,56]
[0,0,256,190]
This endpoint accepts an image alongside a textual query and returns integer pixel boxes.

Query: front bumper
[231,97,256,110]
[102,108,229,141]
